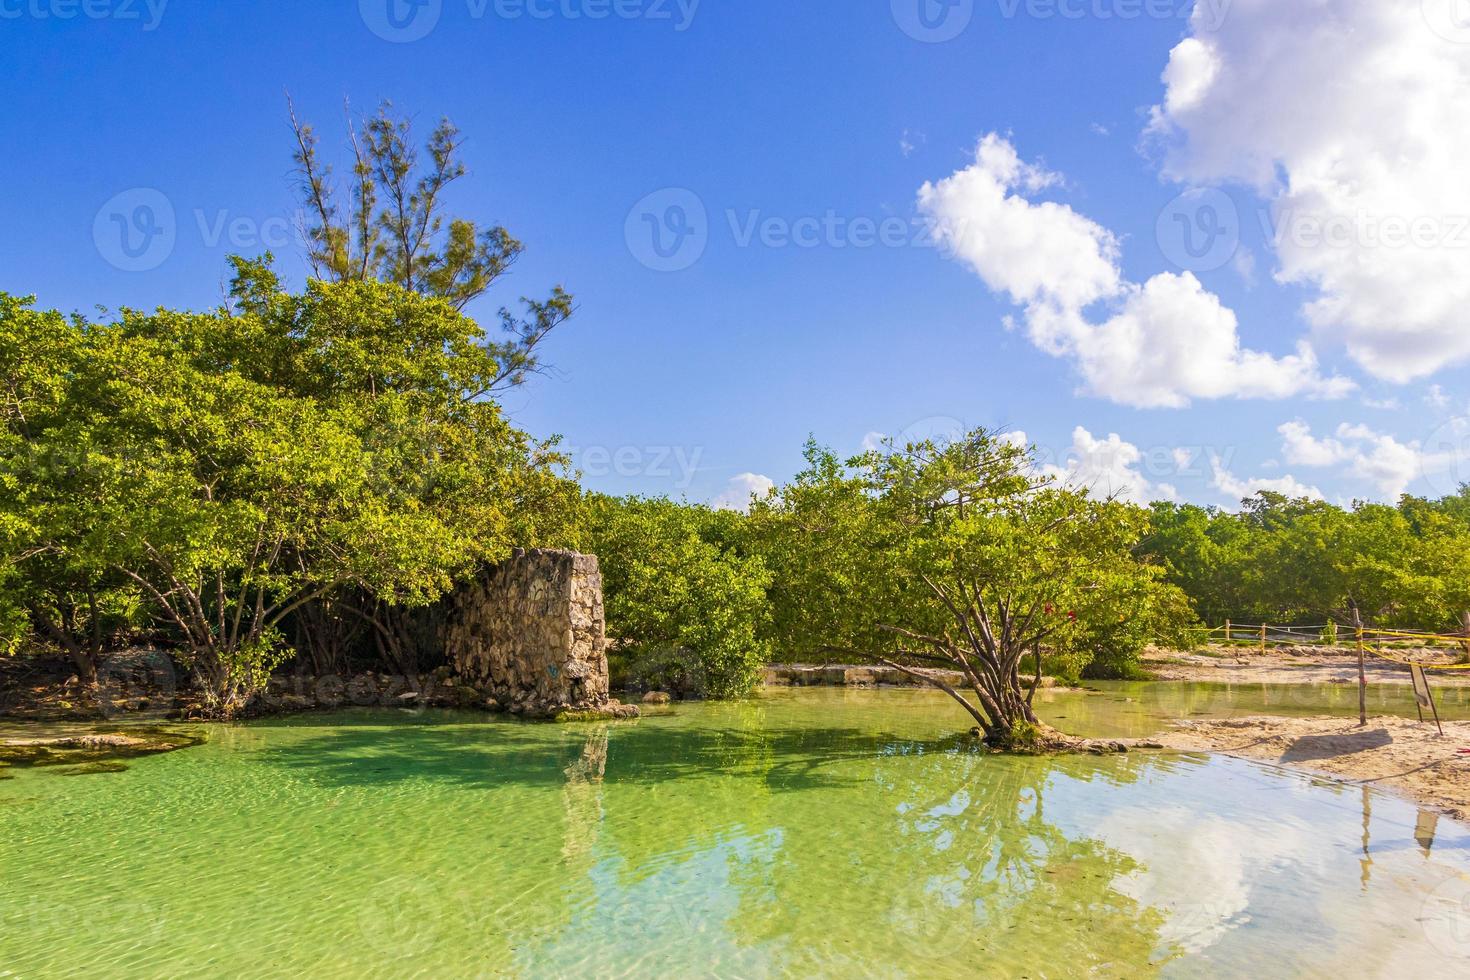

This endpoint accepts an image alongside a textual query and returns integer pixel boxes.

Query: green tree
[0,269,580,715]
[586,496,772,699]
[757,430,1187,744]
[0,296,142,680]
[746,440,888,664]
[287,99,572,390]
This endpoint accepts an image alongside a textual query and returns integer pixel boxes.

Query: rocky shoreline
[1,729,205,777]
[0,654,639,724]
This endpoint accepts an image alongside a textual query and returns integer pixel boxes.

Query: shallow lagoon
[3,686,1469,977]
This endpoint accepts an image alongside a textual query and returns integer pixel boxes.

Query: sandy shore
[1142,643,1470,687]
[1162,714,1470,819]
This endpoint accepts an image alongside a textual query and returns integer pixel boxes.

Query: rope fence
[1172,620,1470,730]
[1181,621,1470,670]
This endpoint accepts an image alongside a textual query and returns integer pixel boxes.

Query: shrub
[587,497,772,699]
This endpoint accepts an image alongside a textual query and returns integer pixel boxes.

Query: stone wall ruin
[441,549,630,718]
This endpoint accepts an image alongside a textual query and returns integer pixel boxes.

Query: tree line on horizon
[4,102,1468,731]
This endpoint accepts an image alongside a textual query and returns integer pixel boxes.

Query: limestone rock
[437,549,625,719]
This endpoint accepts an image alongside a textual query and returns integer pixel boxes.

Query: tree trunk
[30,606,98,686]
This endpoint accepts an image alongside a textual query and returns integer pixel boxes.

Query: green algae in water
[2,689,1469,977]
[55,761,131,776]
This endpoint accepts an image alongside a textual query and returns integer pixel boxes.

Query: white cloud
[1277,420,1350,468]
[1231,246,1256,287]
[1277,420,1429,499]
[998,429,1030,450]
[1148,0,1470,383]
[1036,426,1175,505]
[712,473,774,512]
[1425,384,1451,410]
[918,134,1352,409]
[1098,806,1304,956]
[1209,452,1324,503]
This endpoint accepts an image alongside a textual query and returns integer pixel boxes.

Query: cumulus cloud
[1277,420,1351,468]
[1030,426,1176,505]
[919,134,1352,408]
[711,472,775,512]
[1148,0,1470,383]
[1098,806,1302,956]
[1278,420,1432,499]
[1209,452,1324,503]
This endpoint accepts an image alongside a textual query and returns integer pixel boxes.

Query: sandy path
[1162,714,1470,819]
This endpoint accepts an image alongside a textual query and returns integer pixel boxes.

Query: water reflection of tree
[263,714,1178,974]
[595,701,782,887]
[724,742,1177,976]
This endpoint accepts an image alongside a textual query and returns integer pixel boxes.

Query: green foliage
[1143,490,1470,633]
[748,430,1192,737]
[586,496,772,699]
[0,268,578,715]
[287,99,571,390]
[1003,719,1044,753]
[746,440,888,664]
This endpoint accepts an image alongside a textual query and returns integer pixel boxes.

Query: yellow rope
[1173,623,1470,672]
[1361,647,1470,672]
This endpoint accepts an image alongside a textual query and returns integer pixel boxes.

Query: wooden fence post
[1225,619,1232,643]
[1352,604,1366,727]
[1260,623,1267,655]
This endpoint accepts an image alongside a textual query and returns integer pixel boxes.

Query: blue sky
[5,0,1468,508]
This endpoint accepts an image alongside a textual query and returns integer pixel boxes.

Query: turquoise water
[2,686,1469,977]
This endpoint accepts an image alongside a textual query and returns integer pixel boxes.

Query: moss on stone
[0,728,204,769]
